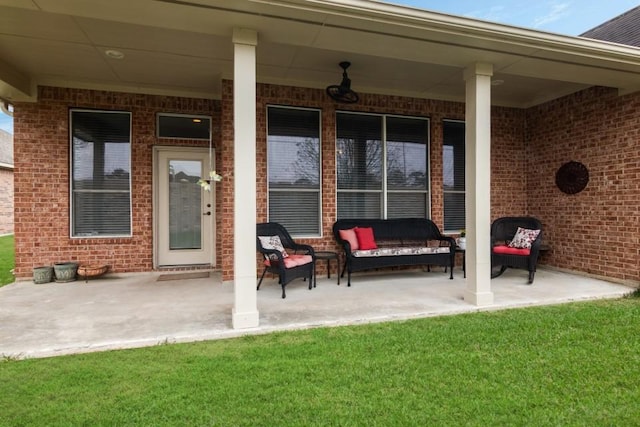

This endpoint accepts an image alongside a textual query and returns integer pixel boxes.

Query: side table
[314,251,341,286]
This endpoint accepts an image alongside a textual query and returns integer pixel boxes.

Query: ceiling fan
[326,61,359,104]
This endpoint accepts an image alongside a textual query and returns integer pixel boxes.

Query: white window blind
[336,112,429,219]
[267,106,321,236]
[71,110,132,237]
[443,120,465,232]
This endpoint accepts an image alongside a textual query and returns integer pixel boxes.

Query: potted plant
[457,230,466,250]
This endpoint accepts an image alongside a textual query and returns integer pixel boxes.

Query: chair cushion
[508,227,540,249]
[264,254,312,268]
[354,227,378,250]
[258,235,289,260]
[339,228,359,251]
[493,245,531,256]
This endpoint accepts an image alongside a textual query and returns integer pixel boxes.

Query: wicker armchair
[491,216,543,284]
[256,222,315,298]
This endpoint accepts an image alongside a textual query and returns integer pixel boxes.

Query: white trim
[232,29,259,329]
[463,63,494,307]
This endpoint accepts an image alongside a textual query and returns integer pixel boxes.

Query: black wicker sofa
[333,218,456,286]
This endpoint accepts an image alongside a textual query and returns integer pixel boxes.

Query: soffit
[0,0,639,108]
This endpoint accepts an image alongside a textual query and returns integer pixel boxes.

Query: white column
[463,63,494,306]
[232,28,260,328]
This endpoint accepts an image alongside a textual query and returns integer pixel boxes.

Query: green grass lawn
[1,297,640,426]
[0,234,15,286]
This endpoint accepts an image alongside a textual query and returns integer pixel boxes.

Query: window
[443,120,465,232]
[71,110,132,237]
[336,112,429,219]
[267,106,321,236]
[157,114,211,139]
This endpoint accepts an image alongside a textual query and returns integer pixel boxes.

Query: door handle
[203,212,211,216]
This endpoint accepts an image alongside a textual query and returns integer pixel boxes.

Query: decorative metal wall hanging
[555,161,589,194]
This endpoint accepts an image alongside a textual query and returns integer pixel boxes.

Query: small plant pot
[457,237,466,250]
[53,262,79,283]
[33,266,54,284]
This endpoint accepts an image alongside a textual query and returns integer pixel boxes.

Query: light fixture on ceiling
[326,61,359,104]
[105,49,125,60]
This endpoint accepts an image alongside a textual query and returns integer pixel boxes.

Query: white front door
[155,147,214,266]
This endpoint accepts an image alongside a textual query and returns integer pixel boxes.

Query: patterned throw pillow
[258,235,289,260]
[508,227,540,249]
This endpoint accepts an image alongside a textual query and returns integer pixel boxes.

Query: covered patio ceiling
[1,0,640,108]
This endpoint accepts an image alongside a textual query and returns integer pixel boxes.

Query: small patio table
[314,251,340,286]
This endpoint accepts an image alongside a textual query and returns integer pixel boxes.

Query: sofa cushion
[353,246,450,257]
[354,227,378,250]
[258,235,289,260]
[339,228,359,251]
[508,227,540,249]
[493,245,531,256]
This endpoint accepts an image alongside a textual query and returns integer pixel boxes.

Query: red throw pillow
[354,227,378,250]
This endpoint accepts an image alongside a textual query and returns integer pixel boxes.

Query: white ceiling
[1,0,640,108]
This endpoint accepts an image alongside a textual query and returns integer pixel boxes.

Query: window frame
[266,105,322,238]
[69,109,133,238]
[335,111,431,220]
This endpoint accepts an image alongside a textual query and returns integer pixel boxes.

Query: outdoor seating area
[257,217,548,295]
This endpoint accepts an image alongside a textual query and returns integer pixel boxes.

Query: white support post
[232,28,260,328]
[463,63,494,306]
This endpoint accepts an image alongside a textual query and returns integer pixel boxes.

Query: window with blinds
[336,112,429,219]
[70,110,132,237]
[267,106,321,236]
[443,120,465,232]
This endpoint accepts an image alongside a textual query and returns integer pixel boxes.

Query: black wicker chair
[256,222,315,298]
[491,216,543,284]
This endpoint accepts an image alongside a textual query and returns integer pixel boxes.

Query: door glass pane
[168,160,202,250]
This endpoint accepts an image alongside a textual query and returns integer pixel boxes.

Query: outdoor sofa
[333,218,456,286]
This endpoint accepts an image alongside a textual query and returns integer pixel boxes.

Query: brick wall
[220,82,527,281]
[13,84,529,281]
[526,86,640,284]
[13,83,640,284]
[13,87,221,278]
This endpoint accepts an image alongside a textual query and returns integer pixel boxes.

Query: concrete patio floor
[0,266,633,359]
